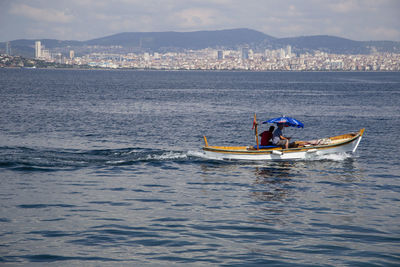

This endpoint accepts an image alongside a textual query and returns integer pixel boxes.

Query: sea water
[0,69,399,266]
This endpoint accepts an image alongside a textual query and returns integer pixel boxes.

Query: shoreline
[1,66,399,72]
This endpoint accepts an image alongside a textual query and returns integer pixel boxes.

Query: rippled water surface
[1,69,400,266]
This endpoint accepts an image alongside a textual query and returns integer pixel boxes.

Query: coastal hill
[2,28,400,57]
[87,28,273,50]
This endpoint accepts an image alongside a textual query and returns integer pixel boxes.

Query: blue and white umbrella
[262,116,304,128]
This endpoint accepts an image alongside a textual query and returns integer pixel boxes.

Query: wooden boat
[202,128,365,161]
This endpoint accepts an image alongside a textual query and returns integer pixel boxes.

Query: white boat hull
[201,129,364,161]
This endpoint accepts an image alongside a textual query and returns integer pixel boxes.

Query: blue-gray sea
[0,69,399,266]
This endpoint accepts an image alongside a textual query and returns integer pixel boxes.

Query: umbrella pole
[254,113,259,150]
[255,125,259,150]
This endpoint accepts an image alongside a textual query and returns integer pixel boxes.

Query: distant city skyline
[2,44,399,71]
[0,0,399,42]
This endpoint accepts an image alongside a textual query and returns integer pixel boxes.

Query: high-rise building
[241,47,249,60]
[42,49,51,60]
[217,50,223,60]
[280,48,286,59]
[35,41,42,58]
[286,45,292,58]
[69,50,75,59]
[5,42,11,55]
[248,49,254,60]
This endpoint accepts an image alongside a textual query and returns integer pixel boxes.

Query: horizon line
[2,28,399,43]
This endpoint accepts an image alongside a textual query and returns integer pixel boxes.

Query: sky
[1,0,399,42]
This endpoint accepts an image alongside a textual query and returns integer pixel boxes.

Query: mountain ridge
[87,28,274,49]
[2,28,399,57]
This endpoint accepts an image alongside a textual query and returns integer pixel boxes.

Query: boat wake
[0,146,196,172]
[0,146,356,172]
[313,152,354,161]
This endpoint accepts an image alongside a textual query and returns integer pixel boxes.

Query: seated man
[272,123,291,149]
[259,126,275,146]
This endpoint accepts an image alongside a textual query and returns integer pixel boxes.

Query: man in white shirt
[272,123,291,149]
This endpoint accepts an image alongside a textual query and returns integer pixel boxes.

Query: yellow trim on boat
[203,128,365,155]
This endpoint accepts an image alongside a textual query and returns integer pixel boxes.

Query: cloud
[287,4,303,17]
[1,0,400,41]
[328,0,358,13]
[10,3,74,23]
[369,27,400,41]
[171,8,222,29]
